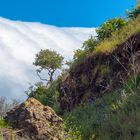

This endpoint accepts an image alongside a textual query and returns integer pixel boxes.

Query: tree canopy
[34,49,64,85]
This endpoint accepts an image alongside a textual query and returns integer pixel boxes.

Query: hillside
[59,32,140,112]
[0,4,140,140]
[57,7,140,140]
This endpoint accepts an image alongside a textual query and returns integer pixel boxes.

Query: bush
[95,16,140,53]
[96,18,127,41]
[72,35,98,68]
[82,36,98,52]
[70,17,127,70]
[0,117,9,128]
[26,83,45,97]
[26,79,61,113]
[73,49,87,61]
[63,88,121,140]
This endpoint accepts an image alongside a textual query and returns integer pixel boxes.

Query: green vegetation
[95,15,140,53]
[26,79,61,113]
[0,117,9,128]
[74,17,140,61]
[73,36,98,62]
[96,18,127,41]
[72,2,140,68]
[73,17,127,63]
[27,48,64,113]
[61,4,140,140]
[82,36,98,52]
[25,3,140,140]
[63,75,140,140]
[34,49,64,86]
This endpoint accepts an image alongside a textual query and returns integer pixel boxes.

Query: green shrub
[70,17,128,70]
[82,36,98,52]
[73,49,87,61]
[95,16,140,53]
[63,75,140,140]
[96,18,127,41]
[26,79,61,113]
[26,82,46,97]
[72,36,98,68]
[0,117,9,128]
[63,88,121,140]
[97,86,140,140]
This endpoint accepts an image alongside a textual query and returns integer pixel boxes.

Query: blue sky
[0,0,136,27]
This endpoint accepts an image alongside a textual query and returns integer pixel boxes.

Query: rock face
[5,98,64,140]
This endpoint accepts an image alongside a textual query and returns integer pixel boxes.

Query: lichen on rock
[5,98,64,140]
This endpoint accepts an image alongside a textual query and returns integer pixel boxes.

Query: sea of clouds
[0,17,96,101]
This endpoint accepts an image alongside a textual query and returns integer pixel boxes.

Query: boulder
[5,98,64,140]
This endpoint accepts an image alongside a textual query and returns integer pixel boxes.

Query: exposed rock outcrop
[59,33,140,112]
[5,98,64,140]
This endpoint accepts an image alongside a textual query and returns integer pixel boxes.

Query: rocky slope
[59,33,140,112]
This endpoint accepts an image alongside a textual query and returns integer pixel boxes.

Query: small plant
[64,127,83,140]
[0,118,8,128]
[26,79,61,113]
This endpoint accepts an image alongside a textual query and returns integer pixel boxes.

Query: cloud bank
[0,17,96,101]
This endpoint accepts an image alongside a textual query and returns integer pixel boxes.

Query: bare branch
[36,70,49,82]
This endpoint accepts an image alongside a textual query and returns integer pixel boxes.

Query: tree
[96,18,127,41]
[34,49,64,86]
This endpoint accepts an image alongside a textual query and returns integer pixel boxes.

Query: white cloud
[0,17,96,101]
